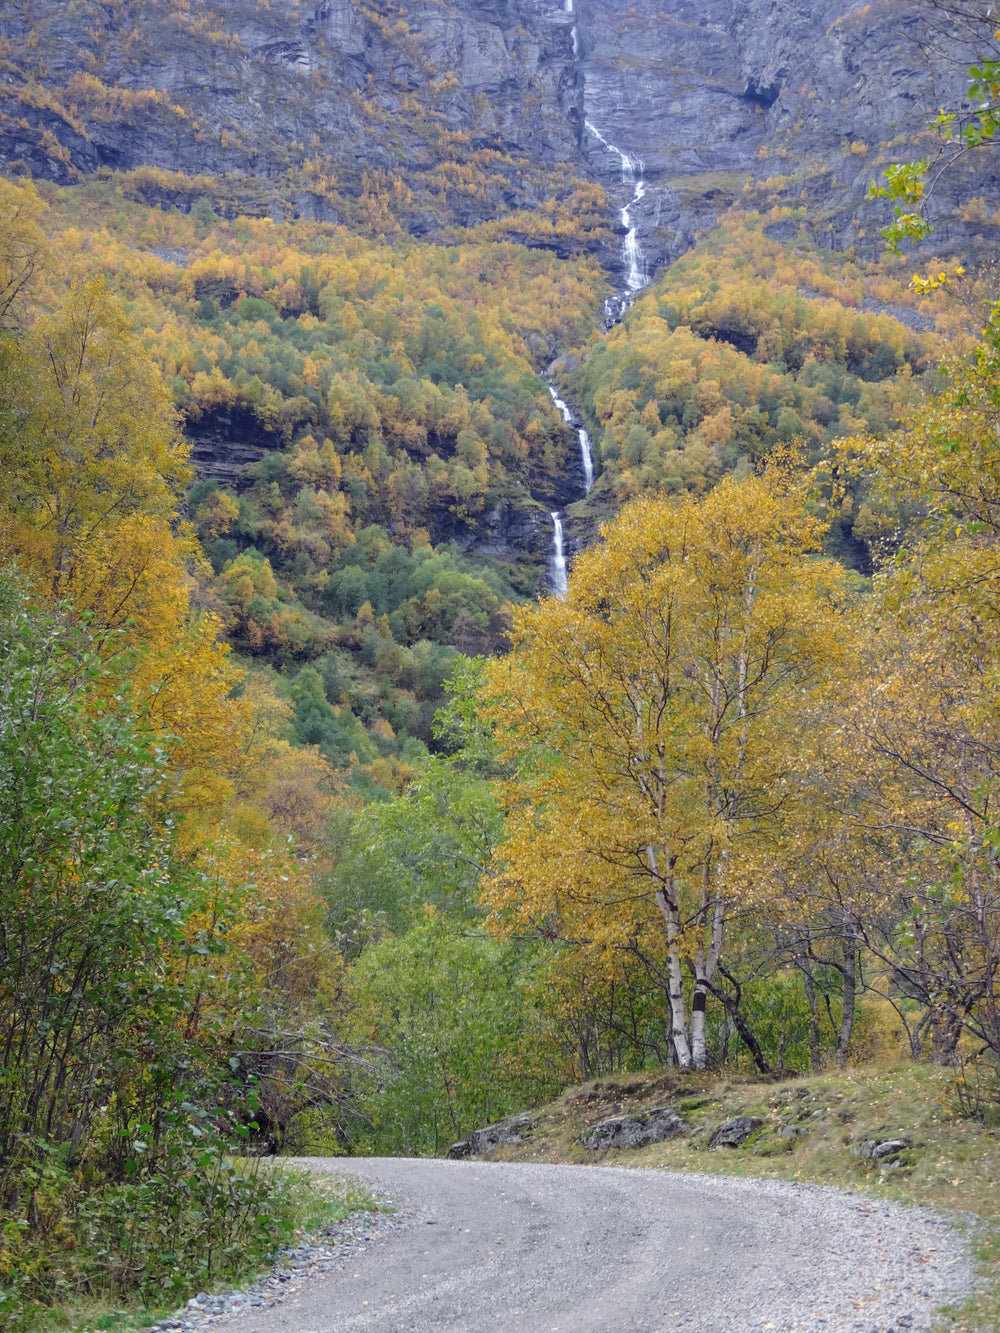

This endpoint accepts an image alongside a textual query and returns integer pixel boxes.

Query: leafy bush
[1,1104,299,1326]
[0,576,306,1327]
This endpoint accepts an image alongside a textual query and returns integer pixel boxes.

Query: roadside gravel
[149,1197,415,1332]
[160,1158,978,1333]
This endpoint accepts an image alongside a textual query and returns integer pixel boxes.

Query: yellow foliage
[481,467,849,1068]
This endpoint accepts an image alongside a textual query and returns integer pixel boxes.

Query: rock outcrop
[709,1115,763,1148]
[448,1110,537,1159]
[578,1105,686,1152]
[3,1,997,280]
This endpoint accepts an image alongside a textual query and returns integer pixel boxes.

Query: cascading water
[542,0,653,597]
[548,384,594,494]
[585,120,649,295]
[563,0,651,304]
[545,383,594,597]
[564,0,579,55]
[549,511,569,599]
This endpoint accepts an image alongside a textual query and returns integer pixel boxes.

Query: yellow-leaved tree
[0,273,190,583]
[832,331,1000,1064]
[0,177,48,329]
[480,467,849,1069]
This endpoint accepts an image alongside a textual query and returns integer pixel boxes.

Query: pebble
[147,1198,414,1331]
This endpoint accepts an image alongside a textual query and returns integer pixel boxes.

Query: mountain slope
[3,0,998,282]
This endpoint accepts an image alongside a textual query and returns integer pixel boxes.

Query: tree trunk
[798,952,822,1070]
[690,980,709,1070]
[707,968,772,1075]
[667,943,693,1069]
[690,892,725,1071]
[653,864,694,1070]
[930,1008,963,1065]
[835,939,858,1065]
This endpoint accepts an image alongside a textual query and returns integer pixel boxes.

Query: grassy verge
[6,1166,379,1333]
[489,1061,1000,1332]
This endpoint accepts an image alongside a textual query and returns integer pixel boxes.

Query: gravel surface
[159,1158,977,1333]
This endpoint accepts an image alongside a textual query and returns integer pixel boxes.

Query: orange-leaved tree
[480,467,849,1069]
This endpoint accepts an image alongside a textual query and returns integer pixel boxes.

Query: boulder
[450,1110,537,1159]
[578,1105,686,1152]
[852,1135,911,1162]
[710,1115,763,1148]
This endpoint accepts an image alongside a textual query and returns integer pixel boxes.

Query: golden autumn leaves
[0,178,341,1087]
[481,464,852,1069]
[479,351,1000,1070]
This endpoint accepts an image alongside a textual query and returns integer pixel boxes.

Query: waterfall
[538,0,649,600]
[550,512,569,599]
[548,384,594,493]
[585,120,649,294]
[564,1,580,66]
[543,381,593,597]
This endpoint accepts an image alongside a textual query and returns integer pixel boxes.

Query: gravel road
[207,1157,975,1333]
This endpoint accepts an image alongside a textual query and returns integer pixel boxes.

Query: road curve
[215,1158,973,1333]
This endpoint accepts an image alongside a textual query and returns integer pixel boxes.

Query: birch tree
[480,469,848,1069]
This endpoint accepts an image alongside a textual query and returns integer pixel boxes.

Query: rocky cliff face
[0,0,586,236]
[577,0,991,274]
[1,1,994,284]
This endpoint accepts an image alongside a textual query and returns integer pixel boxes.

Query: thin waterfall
[540,0,651,599]
[550,512,569,599]
[585,120,649,293]
[548,383,594,493]
[564,0,579,63]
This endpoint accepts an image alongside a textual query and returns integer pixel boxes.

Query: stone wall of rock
[2,1,996,275]
[576,0,992,272]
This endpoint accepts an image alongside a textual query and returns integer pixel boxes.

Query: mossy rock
[752,1134,796,1157]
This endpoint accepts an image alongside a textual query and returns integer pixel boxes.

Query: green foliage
[565,214,927,508]
[0,574,313,1326]
[343,914,561,1155]
[321,744,504,947]
[3,1106,299,1323]
[0,575,185,1180]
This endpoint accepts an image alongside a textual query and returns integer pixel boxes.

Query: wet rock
[578,1105,686,1152]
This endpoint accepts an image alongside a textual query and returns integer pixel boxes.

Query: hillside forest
[4,4,1000,1327]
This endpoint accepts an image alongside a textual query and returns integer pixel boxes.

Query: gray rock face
[709,1115,763,1148]
[575,0,993,272]
[3,1,997,277]
[579,1105,686,1152]
[448,1110,537,1159]
[0,0,581,227]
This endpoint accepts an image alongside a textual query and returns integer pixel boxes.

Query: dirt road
[213,1157,974,1333]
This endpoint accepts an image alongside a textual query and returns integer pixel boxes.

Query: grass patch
[5,1165,379,1333]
